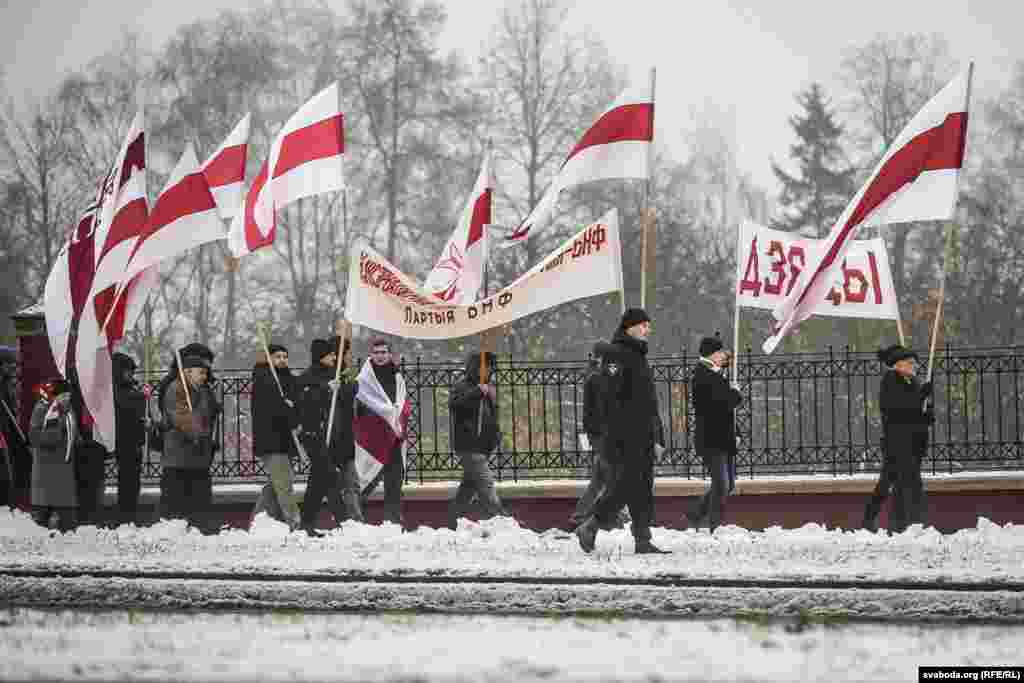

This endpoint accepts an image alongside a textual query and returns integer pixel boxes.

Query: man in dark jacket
[112,352,147,525]
[297,337,362,536]
[684,336,743,534]
[160,352,221,533]
[448,351,507,529]
[576,308,669,555]
[250,344,302,530]
[569,348,628,531]
[874,344,932,533]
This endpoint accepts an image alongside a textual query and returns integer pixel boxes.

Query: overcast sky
[0,0,1020,194]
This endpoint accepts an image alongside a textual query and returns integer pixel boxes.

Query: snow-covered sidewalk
[2,508,1023,586]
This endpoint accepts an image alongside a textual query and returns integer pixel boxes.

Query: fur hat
[181,354,211,371]
[267,343,288,356]
[877,344,917,366]
[619,307,651,330]
[178,342,214,363]
[699,335,724,358]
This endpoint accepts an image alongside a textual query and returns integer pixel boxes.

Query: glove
[920,381,933,397]
[328,379,341,393]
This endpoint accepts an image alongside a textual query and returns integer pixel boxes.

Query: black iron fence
[115,345,1024,486]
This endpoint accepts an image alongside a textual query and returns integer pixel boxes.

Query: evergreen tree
[771,83,855,238]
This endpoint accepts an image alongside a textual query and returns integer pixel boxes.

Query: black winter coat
[450,355,500,454]
[251,363,298,458]
[596,330,663,457]
[581,366,608,439]
[296,365,357,465]
[113,377,147,453]
[879,370,932,431]
[691,359,743,453]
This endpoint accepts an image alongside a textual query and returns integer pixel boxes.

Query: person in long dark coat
[575,307,669,555]
[29,378,78,531]
[250,344,302,530]
[112,352,147,525]
[875,344,933,533]
[0,346,19,508]
[683,336,743,534]
[297,337,362,536]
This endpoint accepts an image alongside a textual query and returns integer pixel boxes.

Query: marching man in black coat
[683,335,742,534]
[874,344,932,533]
[575,307,669,555]
[250,343,302,530]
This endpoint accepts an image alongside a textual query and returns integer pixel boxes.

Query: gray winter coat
[161,379,219,470]
[29,395,78,508]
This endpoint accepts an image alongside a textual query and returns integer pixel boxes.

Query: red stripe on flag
[466,188,491,248]
[354,411,400,465]
[202,144,247,188]
[243,162,274,252]
[98,198,148,263]
[562,103,653,169]
[790,112,967,315]
[272,114,344,179]
[143,173,218,241]
[68,211,97,319]
[119,134,146,191]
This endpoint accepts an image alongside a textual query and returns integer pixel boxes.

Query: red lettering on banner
[842,259,868,303]
[786,246,805,296]
[739,237,761,297]
[763,240,787,295]
[867,251,883,304]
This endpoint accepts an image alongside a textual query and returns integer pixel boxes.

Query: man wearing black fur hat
[112,352,147,525]
[0,346,21,507]
[447,351,508,529]
[683,335,743,534]
[250,343,302,530]
[576,307,669,555]
[873,344,932,533]
[297,337,363,536]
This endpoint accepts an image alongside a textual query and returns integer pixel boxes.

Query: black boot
[635,539,671,554]
[302,524,326,538]
[575,517,598,553]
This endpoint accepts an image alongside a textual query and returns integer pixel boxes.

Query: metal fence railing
[115,345,1024,486]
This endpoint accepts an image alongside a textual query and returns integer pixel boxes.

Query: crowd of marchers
[0,309,932,549]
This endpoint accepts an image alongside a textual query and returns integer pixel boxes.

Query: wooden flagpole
[325,317,352,449]
[173,347,193,413]
[731,225,742,384]
[640,67,657,311]
[256,322,307,457]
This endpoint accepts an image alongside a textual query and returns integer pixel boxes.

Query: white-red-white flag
[201,113,250,221]
[44,200,100,377]
[120,143,224,283]
[763,65,972,353]
[503,80,654,246]
[76,111,149,449]
[353,359,411,493]
[423,150,494,304]
[227,84,344,258]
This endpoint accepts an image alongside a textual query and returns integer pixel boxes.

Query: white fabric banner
[736,221,900,321]
[346,209,624,339]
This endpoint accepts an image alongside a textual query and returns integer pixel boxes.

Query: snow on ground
[1,608,1021,683]
[1,509,1022,586]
